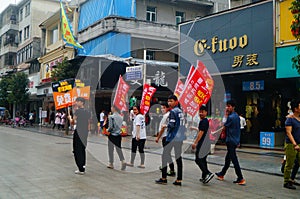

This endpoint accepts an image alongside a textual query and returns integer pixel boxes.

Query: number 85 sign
[260,132,275,148]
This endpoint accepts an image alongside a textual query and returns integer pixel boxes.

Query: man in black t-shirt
[69,97,90,175]
[191,104,214,184]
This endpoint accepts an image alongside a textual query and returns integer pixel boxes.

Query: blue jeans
[220,142,243,180]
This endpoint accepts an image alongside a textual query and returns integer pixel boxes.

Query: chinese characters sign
[179,1,273,75]
[179,61,213,116]
[140,84,156,115]
[52,79,90,110]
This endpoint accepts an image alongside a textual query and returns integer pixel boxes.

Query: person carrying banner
[191,104,214,184]
[68,97,90,175]
[107,106,127,170]
[155,95,185,186]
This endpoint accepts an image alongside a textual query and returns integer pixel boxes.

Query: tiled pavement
[0,125,298,198]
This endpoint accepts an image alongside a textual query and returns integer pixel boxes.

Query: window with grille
[146,6,156,22]
[176,11,185,25]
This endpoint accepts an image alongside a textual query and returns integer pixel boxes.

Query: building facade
[180,0,299,146]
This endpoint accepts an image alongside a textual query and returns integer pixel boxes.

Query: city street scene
[0,0,300,198]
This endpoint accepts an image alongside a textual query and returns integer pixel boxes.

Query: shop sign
[179,0,273,75]
[242,80,264,91]
[52,79,90,110]
[260,132,275,148]
[126,65,143,81]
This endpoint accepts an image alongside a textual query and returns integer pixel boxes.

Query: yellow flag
[60,0,83,49]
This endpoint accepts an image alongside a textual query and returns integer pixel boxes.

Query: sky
[0,0,22,13]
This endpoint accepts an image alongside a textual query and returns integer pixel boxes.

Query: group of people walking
[68,95,248,189]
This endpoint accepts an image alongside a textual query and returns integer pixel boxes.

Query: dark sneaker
[215,172,224,181]
[173,180,182,186]
[203,173,214,184]
[167,171,176,177]
[284,182,296,190]
[233,179,246,185]
[292,180,300,186]
[155,178,167,185]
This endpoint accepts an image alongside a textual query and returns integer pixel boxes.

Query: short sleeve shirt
[198,118,209,146]
[285,117,300,144]
[224,112,240,145]
[75,108,90,135]
[132,114,146,139]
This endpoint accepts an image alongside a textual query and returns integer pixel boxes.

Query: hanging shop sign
[179,0,273,76]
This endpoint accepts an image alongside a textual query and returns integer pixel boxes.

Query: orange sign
[53,86,90,110]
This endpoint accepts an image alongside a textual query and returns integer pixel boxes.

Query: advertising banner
[113,75,130,111]
[140,84,157,115]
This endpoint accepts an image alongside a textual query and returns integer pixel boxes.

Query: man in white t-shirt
[155,103,175,176]
[99,110,105,131]
[239,113,246,147]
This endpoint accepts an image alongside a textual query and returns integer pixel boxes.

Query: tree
[51,57,80,81]
[0,76,11,107]
[6,72,30,106]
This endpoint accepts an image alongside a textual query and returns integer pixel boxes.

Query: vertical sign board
[260,132,275,148]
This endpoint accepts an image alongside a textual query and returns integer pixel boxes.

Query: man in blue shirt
[155,95,185,186]
[283,99,300,190]
[215,100,246,185]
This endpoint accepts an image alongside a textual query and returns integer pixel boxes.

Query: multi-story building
[0,4,18,76]
[74,0,233,114]
[37,5,79,122]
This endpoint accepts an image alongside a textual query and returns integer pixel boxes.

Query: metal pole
[143,49,146,85]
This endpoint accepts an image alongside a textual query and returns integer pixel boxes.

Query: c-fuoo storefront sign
[179,0,274,76]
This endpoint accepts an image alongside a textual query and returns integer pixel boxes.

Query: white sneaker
[107,163,114,169]
[75,170,85,175]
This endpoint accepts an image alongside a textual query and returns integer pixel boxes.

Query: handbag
[220,128,226,139]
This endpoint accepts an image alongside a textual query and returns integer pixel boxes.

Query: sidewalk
[22,125,287,177]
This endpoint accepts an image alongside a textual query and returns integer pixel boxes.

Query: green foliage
[0,73,29,107]
[0,76,11,107]
[290,0,300,74]
[51,57,79,81]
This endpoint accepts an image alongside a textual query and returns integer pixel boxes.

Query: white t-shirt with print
[159,112,169,138]
[132,114,146,139]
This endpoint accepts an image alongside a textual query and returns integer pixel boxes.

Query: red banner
[174,79,184,98]
[197,60,214,95]
[179,62,213,116]
[113,75,130,111]
[140,84,156,115]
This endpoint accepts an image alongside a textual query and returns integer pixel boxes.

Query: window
[19,30,22,43]
[146,50,155,60]
[19,8,23,21]
[146,6,156,22]
[25,3,30,17]
[49,26,58,45]
[24,26,30,40]
[176,11,185,25]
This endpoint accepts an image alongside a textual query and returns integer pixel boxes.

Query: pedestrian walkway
[0,126,299,199]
